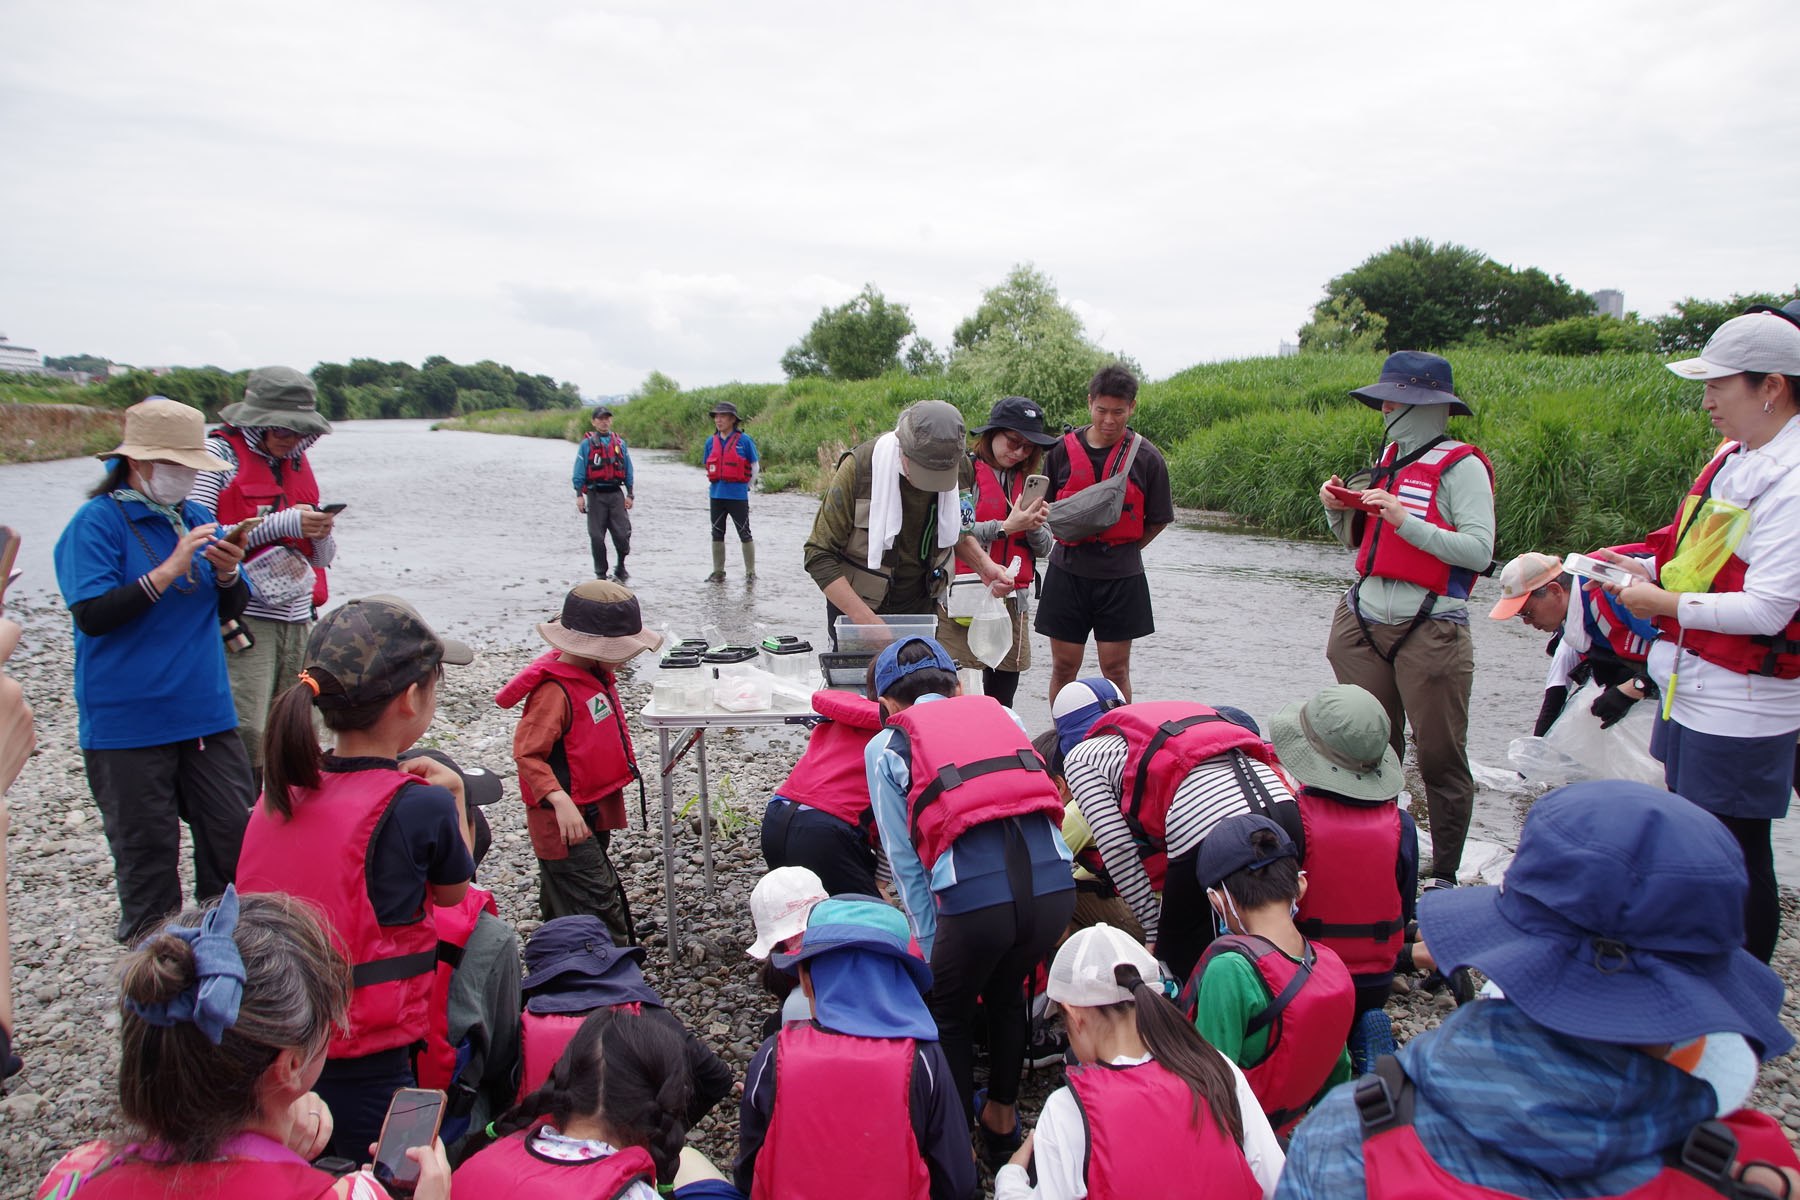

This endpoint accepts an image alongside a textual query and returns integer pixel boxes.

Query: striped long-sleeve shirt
[189,431,335,623]
[1065,732,1295,944]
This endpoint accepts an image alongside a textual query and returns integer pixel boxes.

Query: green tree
[904,337,946,377]
[948,264,1132,412]
[781,284,916,381]
[639,370,680,396]
[1297,295,1388,354]
[1528,314,1658,356]
[1653,289,1798,355]
[44,353,112,374]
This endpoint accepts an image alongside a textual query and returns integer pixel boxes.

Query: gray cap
[895,400,965,492]
[1668,313,1800,380]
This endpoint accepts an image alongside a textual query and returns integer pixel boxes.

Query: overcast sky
[4,0,1795,397]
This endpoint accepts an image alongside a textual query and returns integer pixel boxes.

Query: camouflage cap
[302,594,473,710]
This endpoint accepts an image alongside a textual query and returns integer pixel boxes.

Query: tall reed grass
[432,408,589,440]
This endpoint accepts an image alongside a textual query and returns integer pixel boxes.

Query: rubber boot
[741,540,756,582]
[706,541,727,583]
[612,556,628,584]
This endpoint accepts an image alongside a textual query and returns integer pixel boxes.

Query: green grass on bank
[433,407,590,440]
[449,351,1719,559]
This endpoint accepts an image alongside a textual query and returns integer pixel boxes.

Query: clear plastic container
[759,635,815,681]
[832,614,937,653]
[701,646,759,679]
[654,654,706,713]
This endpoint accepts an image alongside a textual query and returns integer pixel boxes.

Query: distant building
[1592,289,1624,320]
[1278,339,1300,358]
[0,334,45,376]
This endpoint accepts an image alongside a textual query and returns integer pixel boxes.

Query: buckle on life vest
[1353,1072,1397,1132]
[1676,1121,1736,1183]
[935,762,965,792]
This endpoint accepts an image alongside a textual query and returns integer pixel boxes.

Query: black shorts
[1033,567,1154,643]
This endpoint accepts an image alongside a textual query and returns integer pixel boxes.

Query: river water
[5,417,1793,872]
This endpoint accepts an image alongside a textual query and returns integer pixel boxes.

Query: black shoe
[1423,966,1476,1006]
[612,565,629,583]
[972,1088,1023,1169]
[1025,1026,1070,1069]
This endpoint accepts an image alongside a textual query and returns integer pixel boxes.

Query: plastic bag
[1506,680,1665,789]
[967,589,1012,669]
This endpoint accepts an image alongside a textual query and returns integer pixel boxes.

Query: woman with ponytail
[994,924,1283,1200]
[37,889,449,1199]
[455,1008,743,1198]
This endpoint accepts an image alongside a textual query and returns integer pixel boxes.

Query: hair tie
[125,885,247,1044]
[297,670,320,695]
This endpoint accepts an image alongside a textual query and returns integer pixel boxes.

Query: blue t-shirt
[704,431,758,501]
[54,494,239,750]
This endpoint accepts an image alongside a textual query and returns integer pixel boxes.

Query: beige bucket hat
[99,397,231,471]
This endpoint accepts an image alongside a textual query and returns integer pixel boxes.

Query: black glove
[1534,686,1569,738]
[1590,684,1639,729]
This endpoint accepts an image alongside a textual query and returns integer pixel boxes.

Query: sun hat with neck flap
[219,366,333,437]
[1351,351,1472,416]
[1268,683,1404,802]
[537,581,664,665]
[99,397,232,472]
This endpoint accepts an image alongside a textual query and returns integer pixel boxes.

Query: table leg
[658,727,679,956]
[696,731,716,895]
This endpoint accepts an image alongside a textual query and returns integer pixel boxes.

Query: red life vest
[415,886,498,1103]
[518,1010,588,1102]
[1357,1055,1794,1198]
[751,1023,929,1200]
[452,1120,655,1200]
[1086,702,1283,892]
[36,1141,337,1200]
[1354,439,1495,598]
[1055,429,1146,546]
[705,430,753,483]
[954,458,1036,587]
[1579,580,1655,667]
[1649,446,1800,679]
[1183,934,1355,1136]
[1293,786,1405,977]
[773,691,884,833]
[1065,1058,1262,1200]
[212,426,328,609]
[497,652,638,858]
[885,695,1064,871]
[583,434,629,487]
[237,767,439,1058]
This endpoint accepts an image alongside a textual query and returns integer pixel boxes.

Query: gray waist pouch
[1047,432,1141,542]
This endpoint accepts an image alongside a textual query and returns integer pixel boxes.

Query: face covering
[141,463,198,506]
[1381,402,1449,453]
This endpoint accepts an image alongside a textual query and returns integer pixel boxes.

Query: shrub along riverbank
[450,351,1716,558]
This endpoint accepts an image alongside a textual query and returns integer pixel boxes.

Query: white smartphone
[1564,552,1639,589]
[1020,474,1050,507]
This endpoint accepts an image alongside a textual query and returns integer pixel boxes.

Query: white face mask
[141,463,198,506]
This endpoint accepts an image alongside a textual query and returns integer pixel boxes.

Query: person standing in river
[701,400,759,583]
[573,407,634,582]
[1320,351,1494,892]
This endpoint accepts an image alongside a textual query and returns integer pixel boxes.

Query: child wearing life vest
[736,894,976,1200]
[745,866,829,1037]
[38,889,449,1200]
[1185,812,1353,1138]
[865,637,1075,1165]
[760,688,889,896]
[496,581,663,944]
[456,1007,743,1200]
[235,594,478,1163]
[993,923,1283,1200]
[1046,679,1143,941]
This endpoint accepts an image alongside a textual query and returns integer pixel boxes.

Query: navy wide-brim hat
[1351,351,1471,416]
[521,916,653,1014]
[1419,781,1793,1060]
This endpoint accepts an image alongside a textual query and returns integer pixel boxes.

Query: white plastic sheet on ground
[1506,679,1666,790]
[1415,827,1514,887]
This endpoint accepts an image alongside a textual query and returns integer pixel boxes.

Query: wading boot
[612,558,629,584]
[705,541,727,583]
[741,540,756,583]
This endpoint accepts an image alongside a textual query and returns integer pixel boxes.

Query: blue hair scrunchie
[125,885,247,1045]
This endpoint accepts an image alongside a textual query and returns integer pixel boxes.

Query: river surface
[5,417,1794,872]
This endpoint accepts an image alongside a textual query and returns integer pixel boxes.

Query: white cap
[1667,313,1800,380]
[1050,677,1122,720]
[746,867,828,959]
[1047,923,1163,1008]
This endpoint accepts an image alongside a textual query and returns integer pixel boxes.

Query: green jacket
[803,439,973,612]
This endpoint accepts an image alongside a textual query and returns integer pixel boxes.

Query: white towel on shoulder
[866,431,963,570]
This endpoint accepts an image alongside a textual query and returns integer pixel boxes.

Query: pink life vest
[212,425,328,609]
[36,1137,336,1200]
[1055,429,1146,546]
[773,690,885,832]
[750,1023,929,1200]
[514,1004,645,1103]
[955,458,1036,587]
[705,430,753,483]
[415,886,498,1100]
[1086,702,1282,892]
[1293,786,1405,977]
[452,1120,655,1200]
[238,767,439,1059]
[497,652,638,858]
[1065,1058,1262,1200]
[1185,933,1355,1136]
[885,695,1064,871]
[1354,439,1494,598]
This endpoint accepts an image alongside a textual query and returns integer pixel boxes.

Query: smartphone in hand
[372,1087,446,1194]
[320,502,348,514]
[1020,474,1050,507]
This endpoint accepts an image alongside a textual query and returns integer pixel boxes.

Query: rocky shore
[1,598,1797,1197]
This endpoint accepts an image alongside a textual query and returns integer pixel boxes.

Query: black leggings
[1717,814,1780,963]
[982,669,1020,708]
[1157,845,1213,985]
[710,497,752,542]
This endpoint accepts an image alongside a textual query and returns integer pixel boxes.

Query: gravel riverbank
[1,599,1797,1197]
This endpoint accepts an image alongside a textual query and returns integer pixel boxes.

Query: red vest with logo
[954,458,1036,587]
[213,426,328,609]
[751,1023,929,1200]
[1649,446,1800,679]
[1355,440,1494,598]
[36,1140,336,1200]
[415,886,498,1097]
[1065,1059,1262,1200]
[1357,1055,1797,1198]
[497,653,638,857]
[237,767,439,1058]
[1056,429,1146,546]
[886,695,1064,871]
[453,1121,655,1200]
[1294,786,1405,977]
[1086,703,1282,892]
[774,691,884,833]
[1184,934,1355,1136]
[583,434,629,487]
[705,430,753,483]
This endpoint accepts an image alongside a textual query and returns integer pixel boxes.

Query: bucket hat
[775,894,933,993]
[1047,923,1163,1008]
[872,636,958,698]
[1193,812,1298,891]
[218,367,332,437]
[303,594,473,710]
[895,400,966,492]
[1667,312,1800,380]
[521,915,657,1014]
[973,396,1059,448]
[1419,781,1793,1060]
[99,397,232,472]
[1351,351,1471,416]
[537,581,664,665]
[746,866,828,959]
[1488,552,1565,620]
[709,400,742,422]
[1268,684,1404,802]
